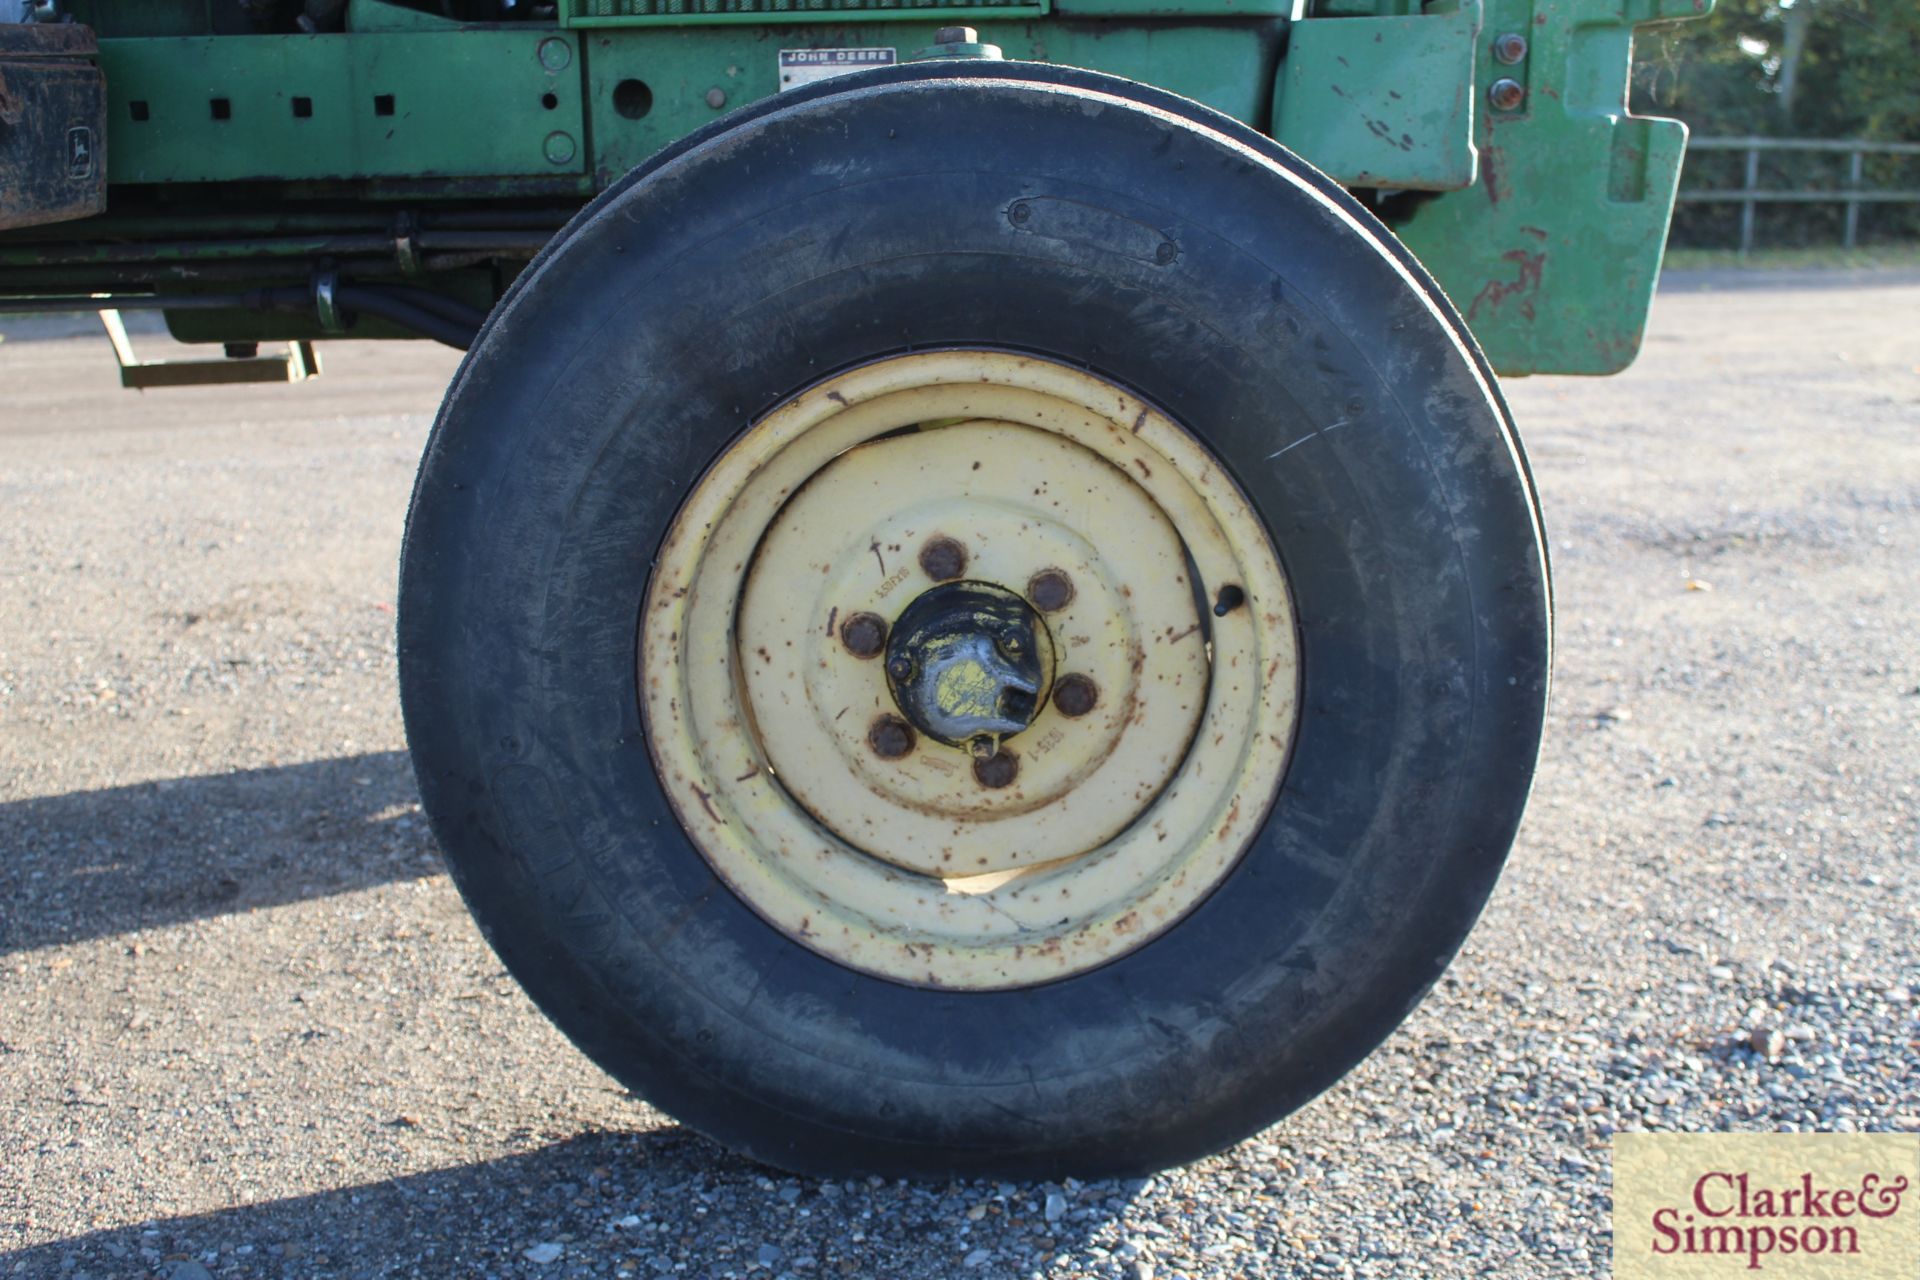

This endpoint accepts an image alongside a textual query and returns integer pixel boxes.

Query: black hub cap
[884,580,1053,754]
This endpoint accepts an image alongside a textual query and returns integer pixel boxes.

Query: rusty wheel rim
[640,351,1298,989]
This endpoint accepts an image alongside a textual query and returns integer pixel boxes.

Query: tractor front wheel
[397,65,1550,1178]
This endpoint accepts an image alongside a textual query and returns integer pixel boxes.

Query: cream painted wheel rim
[641,351,1298,989]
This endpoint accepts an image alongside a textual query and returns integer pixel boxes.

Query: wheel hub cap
[885,580,1053,755]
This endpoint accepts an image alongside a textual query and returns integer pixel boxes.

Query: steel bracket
[98,310,320,388]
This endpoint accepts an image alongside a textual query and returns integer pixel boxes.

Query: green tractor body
[3,0,1704,375]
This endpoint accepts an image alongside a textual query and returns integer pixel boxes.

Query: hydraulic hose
[332,285,481,350]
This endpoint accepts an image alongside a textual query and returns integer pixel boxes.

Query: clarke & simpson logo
[1615,1135,1920,1278]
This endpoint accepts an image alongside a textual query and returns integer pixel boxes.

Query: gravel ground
[2,274,1917,1279]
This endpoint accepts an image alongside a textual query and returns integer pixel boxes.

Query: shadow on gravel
[0,751,438,955]
[6,1126,1139,1278]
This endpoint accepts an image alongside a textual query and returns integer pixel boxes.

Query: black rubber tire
[399,66,1552,1179]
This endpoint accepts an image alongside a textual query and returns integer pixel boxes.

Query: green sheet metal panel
[1389,0,1706,375]
[567,0,1042,24]
[1052,0,1288,15]
[1273,0,1481,191]
[98,31,590,184]
[35,0,1703,377]
[564,0,1289,24]
[583,21,1278,184]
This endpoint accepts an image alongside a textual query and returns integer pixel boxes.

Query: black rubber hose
[249,282,484,336]
[358,283,489,331]
[333,285,478,350]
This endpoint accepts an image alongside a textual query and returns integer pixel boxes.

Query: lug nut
[1492,32,1528,65]
[973,748,1018,789]
[1027,568,1074,612]
[1488,78,1526,112]
[886,655,913,682]
[1052,673,1098,718]
[868,714,915,760]
[918,535,967,582]
[839,611,887,659]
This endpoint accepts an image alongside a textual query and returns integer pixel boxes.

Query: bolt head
[917,535,967,582]
[935,26,977,44]
[973,748,1018,789]
[1492,32,1528,65]
[868,715,915,760]
[1052,673,1098,719]
[840,611,888,659]
[705,87,728,110]
[1027,569,1074,612]
[542,131,577,166]
[1488,78,1526,112]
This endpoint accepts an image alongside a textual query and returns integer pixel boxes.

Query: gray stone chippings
[3,275,1919,1278]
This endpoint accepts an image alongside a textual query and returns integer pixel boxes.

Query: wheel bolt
[1027,568,1074,612]
[918,535,967,582]
[973,749,1018,789]
[868,715,915,760]
[1488,78,1526,112]
[1052,673,1098,718]
[839,611,887,658]
[1492,32,1528,64]
[886,655,913,682]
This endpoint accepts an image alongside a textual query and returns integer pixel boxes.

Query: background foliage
[1631,0,1920,247]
